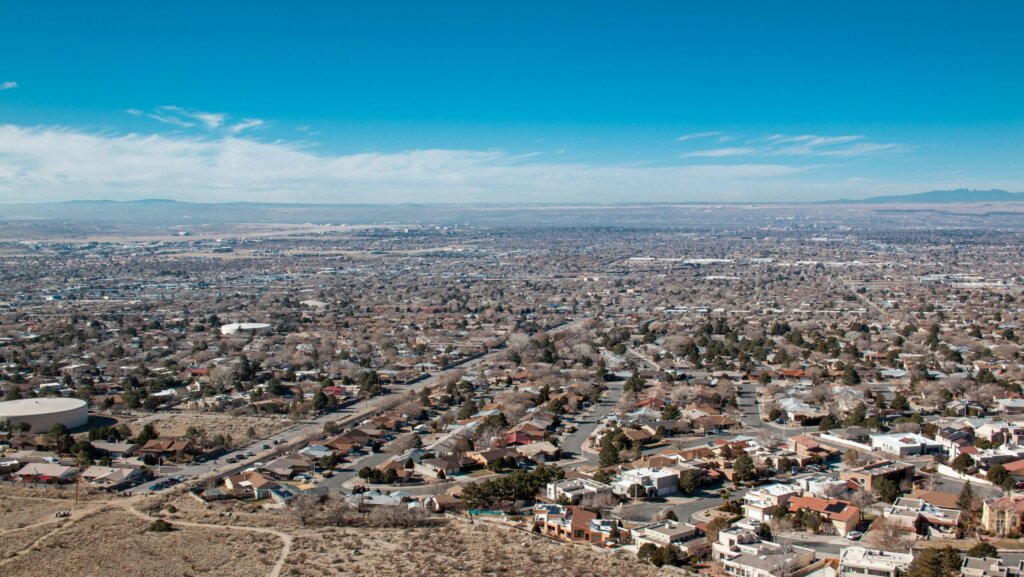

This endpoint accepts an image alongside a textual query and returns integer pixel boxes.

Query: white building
[715,527,816,577]
[546,478,612,503]
[796,475,849,499]
[635,520,708,556]
[611,467,678,498]
[839,547,914,577]
[870,433,944,457]
[742,483,801,523]
[219,322,272,336]
[0,398,88,433]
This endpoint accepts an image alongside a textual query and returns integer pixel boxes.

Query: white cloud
[157,106,225,129]
[682,147,756,158]
[129,106,231,130]
[227,119,264,134]
[0,81,17,91]
[0,123,884,204]
[679,133,910,159]
[676,131,723,142]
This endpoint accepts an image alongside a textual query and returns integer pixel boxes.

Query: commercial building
[0,398,88,433]
[219,322,272,336]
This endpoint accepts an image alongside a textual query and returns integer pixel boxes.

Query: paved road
[561,379,625,464]
[736,381,763,427]
[136,319,591,494]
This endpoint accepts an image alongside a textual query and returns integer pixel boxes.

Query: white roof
[0,397,87,417]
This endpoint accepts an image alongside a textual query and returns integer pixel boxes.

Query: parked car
[846,531,863,541]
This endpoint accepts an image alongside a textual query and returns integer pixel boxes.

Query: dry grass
[143,493,302,531]
[1,508,282,577]
[0,496,66,527]
[132,412,292,443]
[0,524,57,559]
[280,520,665,577]
[0,484,103,501]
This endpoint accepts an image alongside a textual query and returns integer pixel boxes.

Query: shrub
[147,519,174,532]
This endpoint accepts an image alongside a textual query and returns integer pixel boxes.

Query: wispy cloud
[158,105,225,129]
[676,131,723,142]
[0,123,880,204]
[128,105,250,131]
[0,81,17,91]
[682,146,756,158]
[227,118,264,134]
[680,133,910,159]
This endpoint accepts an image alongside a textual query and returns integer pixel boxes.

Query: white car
[846,531,863,540]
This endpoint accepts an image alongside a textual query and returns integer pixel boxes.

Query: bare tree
[387,433,422,455]
[867,515,912,552]
[323,497,351,526]
[290,494,320,527]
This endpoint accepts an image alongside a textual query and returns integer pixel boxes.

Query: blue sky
[1,1,1022,203]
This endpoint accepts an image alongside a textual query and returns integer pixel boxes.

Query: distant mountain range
[52,189,1024,207]
[839,188,1024,204]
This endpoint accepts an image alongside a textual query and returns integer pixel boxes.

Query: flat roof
[0,397,87,417]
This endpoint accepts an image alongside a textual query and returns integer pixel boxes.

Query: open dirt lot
[0,508,282,577]
[0,488,666,577]
[132,411,293,444]
[0,496,67,528]
[279,520,664,577]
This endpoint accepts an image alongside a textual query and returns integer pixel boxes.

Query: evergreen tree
[957,481,975,513]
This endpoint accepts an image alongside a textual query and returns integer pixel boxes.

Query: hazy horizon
[1,2,1022,204]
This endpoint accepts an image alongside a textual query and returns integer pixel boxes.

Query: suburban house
[80,465,144,488]
[610,467,678,498]
[261,455,312,479]
[788,435,839,461]
[14,462,78,483]
[91,441,140,458]
[415,454,473,479]
[514,441,561,463]
[841,460,915,492]
[224,471,278,498]
[743,483,801,523]
[714,527,816,577]
[634,520,708,557]
[532,504,622,545]
[546,478,612,504]
[839,547,914,577]
[137,438,194,460]
[975,423,1024,446]
[787,496,862,536]
[961,557,1009,577]
[467,447,520,468]
[982,495,1024,536]
[870,433,944,457]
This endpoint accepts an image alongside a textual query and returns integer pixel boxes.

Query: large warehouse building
[220,322,273,336]
[0,398,89,433]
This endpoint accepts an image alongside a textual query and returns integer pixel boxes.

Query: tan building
[841,460,915,492]
[982,495,1024,536]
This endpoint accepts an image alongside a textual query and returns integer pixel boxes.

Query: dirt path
[121,500,293,577]
[0,493,293,577]
[0,501,107,567]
